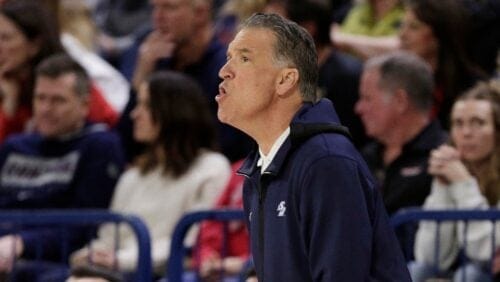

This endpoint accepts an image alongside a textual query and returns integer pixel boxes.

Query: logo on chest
[277,201,286,217]
[400,165,423,177]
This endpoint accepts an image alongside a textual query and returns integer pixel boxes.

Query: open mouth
[216,85,227,102]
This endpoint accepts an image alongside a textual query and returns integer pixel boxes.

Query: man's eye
[242,56,249,62]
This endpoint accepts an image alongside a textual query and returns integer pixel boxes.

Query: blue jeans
[408,261,492,282]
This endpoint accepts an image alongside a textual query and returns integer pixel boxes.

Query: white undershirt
[257,127,290,174]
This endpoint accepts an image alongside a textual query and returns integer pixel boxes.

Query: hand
[428,145,471,184]
[0,235,23,273]
[221,257,245,274]
[199,253,222,279]
[70,248,116,269]
[132,31,176,91]
[246,277,258,282]
[200,255,245,281]
[97,33,119,55]
[89,249,116,269]
[138,31,176,64]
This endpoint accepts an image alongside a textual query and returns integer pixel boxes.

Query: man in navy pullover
[0,54,124,272]
[216,13,410,281]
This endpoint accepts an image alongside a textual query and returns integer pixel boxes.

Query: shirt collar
[257,127,290,174]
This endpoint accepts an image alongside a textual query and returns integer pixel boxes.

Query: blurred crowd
[0,0,498,281]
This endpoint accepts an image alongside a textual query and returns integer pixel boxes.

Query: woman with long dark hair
[0,0,64,141]
[0,0,119,143]
[399,0,487,129]
[70,71,231,277]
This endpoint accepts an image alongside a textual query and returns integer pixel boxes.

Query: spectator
[410,79,500,282]
[122,0,221,96]
[40,0,127,125]
[92,0,151,68]
[0,0,119,144]
[214,0,267,45]
[56,0,131,117]
[399,0,487,129]
[55,0,97,51]
[218,13,410,281]
[195,159,248,281]
[286,0,367,148]
[330,0,403,60]
[0,0,64,142]
[70,71,231,278]
[355,51,448,258]
[117,0,252,162]
[356,51,447,215]
[263,0,367,147]
[0,53,125,276]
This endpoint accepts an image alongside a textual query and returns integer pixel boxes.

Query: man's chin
[216,111,227,123]
[36,126,56,138]
[39,132,57,139]
[217,112,237,127]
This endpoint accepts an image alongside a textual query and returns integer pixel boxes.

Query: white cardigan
[88,151,231,272]
[414,177,497,270]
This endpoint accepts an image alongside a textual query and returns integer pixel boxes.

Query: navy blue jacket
[239,99,410,281]
[0,123,125,261]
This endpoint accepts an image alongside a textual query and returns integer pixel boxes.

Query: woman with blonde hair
[411,79,500,281]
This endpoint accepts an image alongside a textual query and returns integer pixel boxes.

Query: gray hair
[364,51,434,112]
[240,13,319,102]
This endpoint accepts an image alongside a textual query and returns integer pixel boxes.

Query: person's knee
[408,261,438,282]
[453,263,491,282]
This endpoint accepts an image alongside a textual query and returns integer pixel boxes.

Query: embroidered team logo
[400,165,423,177]
[277,201,286,217]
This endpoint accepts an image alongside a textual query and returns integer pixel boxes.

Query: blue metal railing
[167,209,246,282]
[0,210,152,281]
[391,208,500,282]
[391,208,500,227]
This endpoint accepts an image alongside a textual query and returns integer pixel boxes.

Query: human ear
[79,96,90,118]
[276,68,299,97]
[393,89,409,113]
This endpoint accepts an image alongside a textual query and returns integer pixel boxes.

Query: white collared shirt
[257,127,290,174]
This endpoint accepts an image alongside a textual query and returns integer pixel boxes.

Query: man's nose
[461,125,474,136]
[354,101,363,115]
[219,62,233,80]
